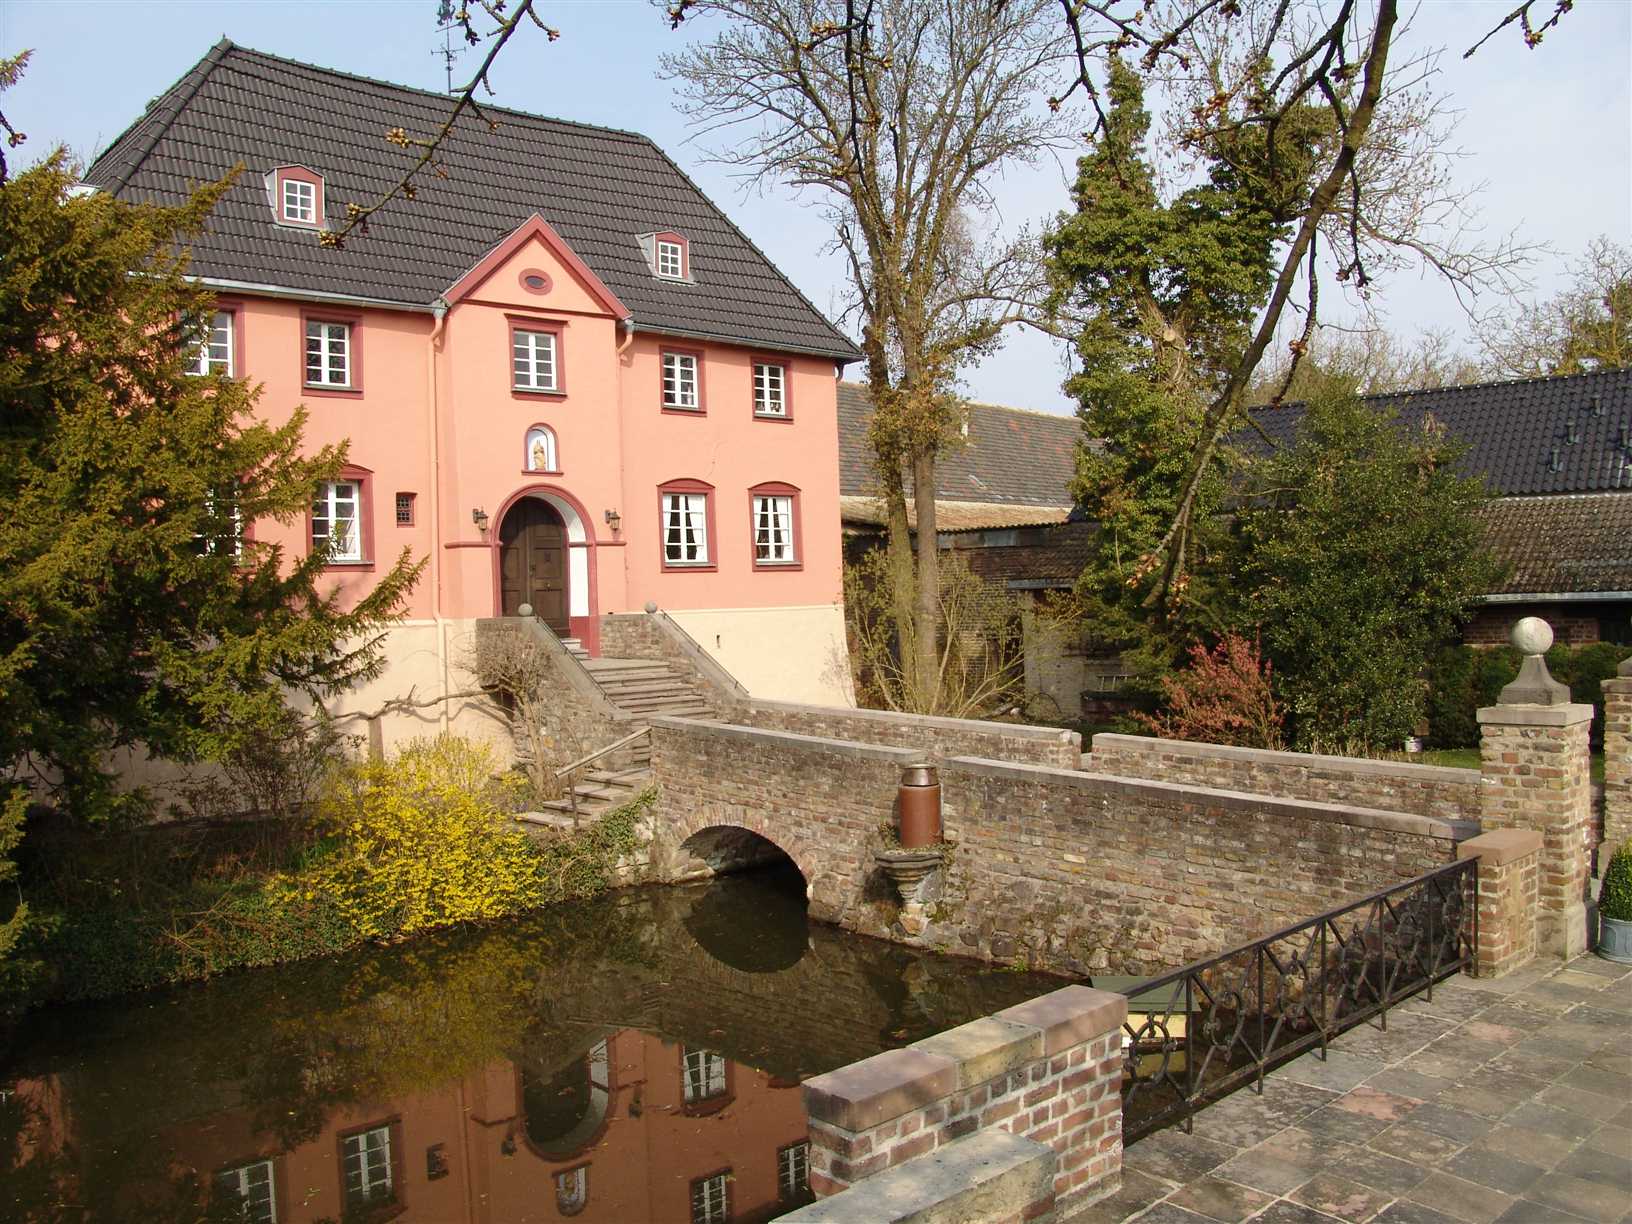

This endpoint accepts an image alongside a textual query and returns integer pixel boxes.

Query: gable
[445,216,629,317]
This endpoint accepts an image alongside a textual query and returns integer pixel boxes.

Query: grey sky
[4,0,1628,415]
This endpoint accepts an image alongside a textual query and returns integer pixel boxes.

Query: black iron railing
[1118,857,1477,1142]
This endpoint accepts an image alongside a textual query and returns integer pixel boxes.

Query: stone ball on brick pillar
[1511,616,1553,657]
[645,600,658,614]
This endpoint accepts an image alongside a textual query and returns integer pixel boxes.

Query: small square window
[394,492,415,526]
[656,239,685,279]
[662,352,700,410]
[283,178,316,225]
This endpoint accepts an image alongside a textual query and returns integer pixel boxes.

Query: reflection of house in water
[15,1028,811,1224]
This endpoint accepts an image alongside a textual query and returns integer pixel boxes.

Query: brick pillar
[798,985,1126,1220]
[1604,662,1632,852]
[1477,618,1593,959]
[1456,828,1543,977]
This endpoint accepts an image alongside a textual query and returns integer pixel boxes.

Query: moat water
[1,864,1070,1223]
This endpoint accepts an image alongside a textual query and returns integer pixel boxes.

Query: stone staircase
[583,656,713,720]
[518,760,652,829]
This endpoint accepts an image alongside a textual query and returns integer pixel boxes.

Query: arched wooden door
[499,498,569,634]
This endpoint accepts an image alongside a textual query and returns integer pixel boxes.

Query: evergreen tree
[0,155,421,825]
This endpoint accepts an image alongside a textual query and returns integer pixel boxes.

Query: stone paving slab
[1081,954,1632,1224]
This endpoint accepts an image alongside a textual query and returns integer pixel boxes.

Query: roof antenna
[434,0,462,94]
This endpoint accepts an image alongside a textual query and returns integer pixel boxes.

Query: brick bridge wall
[742,700,1082,768]
[1088,733,1481,825]
[649,718,1473,977]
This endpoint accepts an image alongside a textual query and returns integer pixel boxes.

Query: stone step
[584,657,674,674]
[616,697,710,712]
[594,680,697,698]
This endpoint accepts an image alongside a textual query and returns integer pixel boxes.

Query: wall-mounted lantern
[472,507,489,535]
[604,507,622,535]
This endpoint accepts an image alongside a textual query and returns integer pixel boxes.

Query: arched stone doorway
[499,497,568,632]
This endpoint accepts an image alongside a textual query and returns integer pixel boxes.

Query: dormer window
[268,166,325,230]
[642,231,690,281]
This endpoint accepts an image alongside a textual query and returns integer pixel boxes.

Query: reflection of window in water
[690,1170,731,1224]
[214,1159,276,1223]
[778,1141,810,1202]
[342,1125,394,1209]
[523,1040,611,1157]
[554,1165,589,1216]
[681,1048,727,1102]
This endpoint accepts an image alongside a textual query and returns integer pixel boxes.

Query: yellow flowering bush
[304,736,546,939]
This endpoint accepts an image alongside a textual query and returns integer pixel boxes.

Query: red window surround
[273,166,324,229]
[507,314,568,398]
[749,481,804,572]
[394,491,416,527]
[652,231,690,279]
[659,347,706,415]
[750,355,793,422]
[334,1117,406,1221]
[306,463,376,571]
[298,307,362,397]
[657,477,717,573]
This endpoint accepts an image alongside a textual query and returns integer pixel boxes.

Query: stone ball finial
[644,600,658,614]
[517,603,533,618]
[1510,616,1553,656]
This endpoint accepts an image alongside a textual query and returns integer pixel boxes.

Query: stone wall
[786,985,1126,1223]
[1089,733,1481,825]
[649,718,1471,977]
[598,611,745,716]
[742,701,1082,769]
[1605,676,1632,850]
[473,618,629,766]
[1456,828,1543,978]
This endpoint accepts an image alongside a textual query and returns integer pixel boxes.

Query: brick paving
[1078,955,1631,1224]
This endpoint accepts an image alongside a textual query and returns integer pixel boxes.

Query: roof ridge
[1251,365,1632,415]
[90,37,232,191]
[223,41,660,146]
[839,381,1078,423]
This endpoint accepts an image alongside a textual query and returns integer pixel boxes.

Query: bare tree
[1247,325,1484,401]
[469,626,584,804]
[663,0,1073,713]
[1474,236,1632,378]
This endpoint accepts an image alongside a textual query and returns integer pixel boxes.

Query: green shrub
[1601,841,1632,923]
[1426,642,1631,750]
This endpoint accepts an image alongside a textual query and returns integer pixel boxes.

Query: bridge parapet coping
[648,715,923,766]
[800,985,1126,1217]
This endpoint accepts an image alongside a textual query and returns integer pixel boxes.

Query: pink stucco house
[86,41,861,732]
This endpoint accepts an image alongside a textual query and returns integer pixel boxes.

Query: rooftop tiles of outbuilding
[1076,954,1632,1224]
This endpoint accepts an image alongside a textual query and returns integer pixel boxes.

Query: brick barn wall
[1088,734,1482,825]
[1465,604,1604,647]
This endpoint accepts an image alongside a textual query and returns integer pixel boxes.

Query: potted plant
[1599,839,1632,964]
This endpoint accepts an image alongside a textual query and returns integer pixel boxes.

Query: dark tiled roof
[84,41,860,361]
[836,382,1079,506]
[1479,493,1632,595]
[1248,368,1632,495]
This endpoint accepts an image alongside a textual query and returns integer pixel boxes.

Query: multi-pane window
[656,239,684,279]
[215,1160,276,1224]
[753,494,795,564]
[186,310,234,377]
[753,362,786,416]
[681,1048,728,1102]
[282,178,316,224]
[394,492,415,526]
[778,1142,810,1202]
[663,494,710,566]
[312,481,361,562]
[662,352,699,410]
[304,320,351,387]
[690,1172,730,1224]
[196,481,244,559]
[513,328,559,391]
[341,1126,394,1210]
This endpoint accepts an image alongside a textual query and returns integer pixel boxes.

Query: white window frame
[186,310,234,377]
[341,1125,393,1209]
[691,1172,730,1224]
[513,328,559,392]
[662,351,699,410]
[778,1142,809,1202]
[313,481,362,563]
[681,1048,727,1101]
[198,483,244,559]
[304,320,351,387]
[663,493,710,567]
[656,239,685,279]
[216,1159,277,1224]
[282,177,316,225]
[753,494,796,564]
[753,361,786,417]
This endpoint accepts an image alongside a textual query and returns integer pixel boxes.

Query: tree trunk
[884,475,918,705]
[911,448,940,713]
